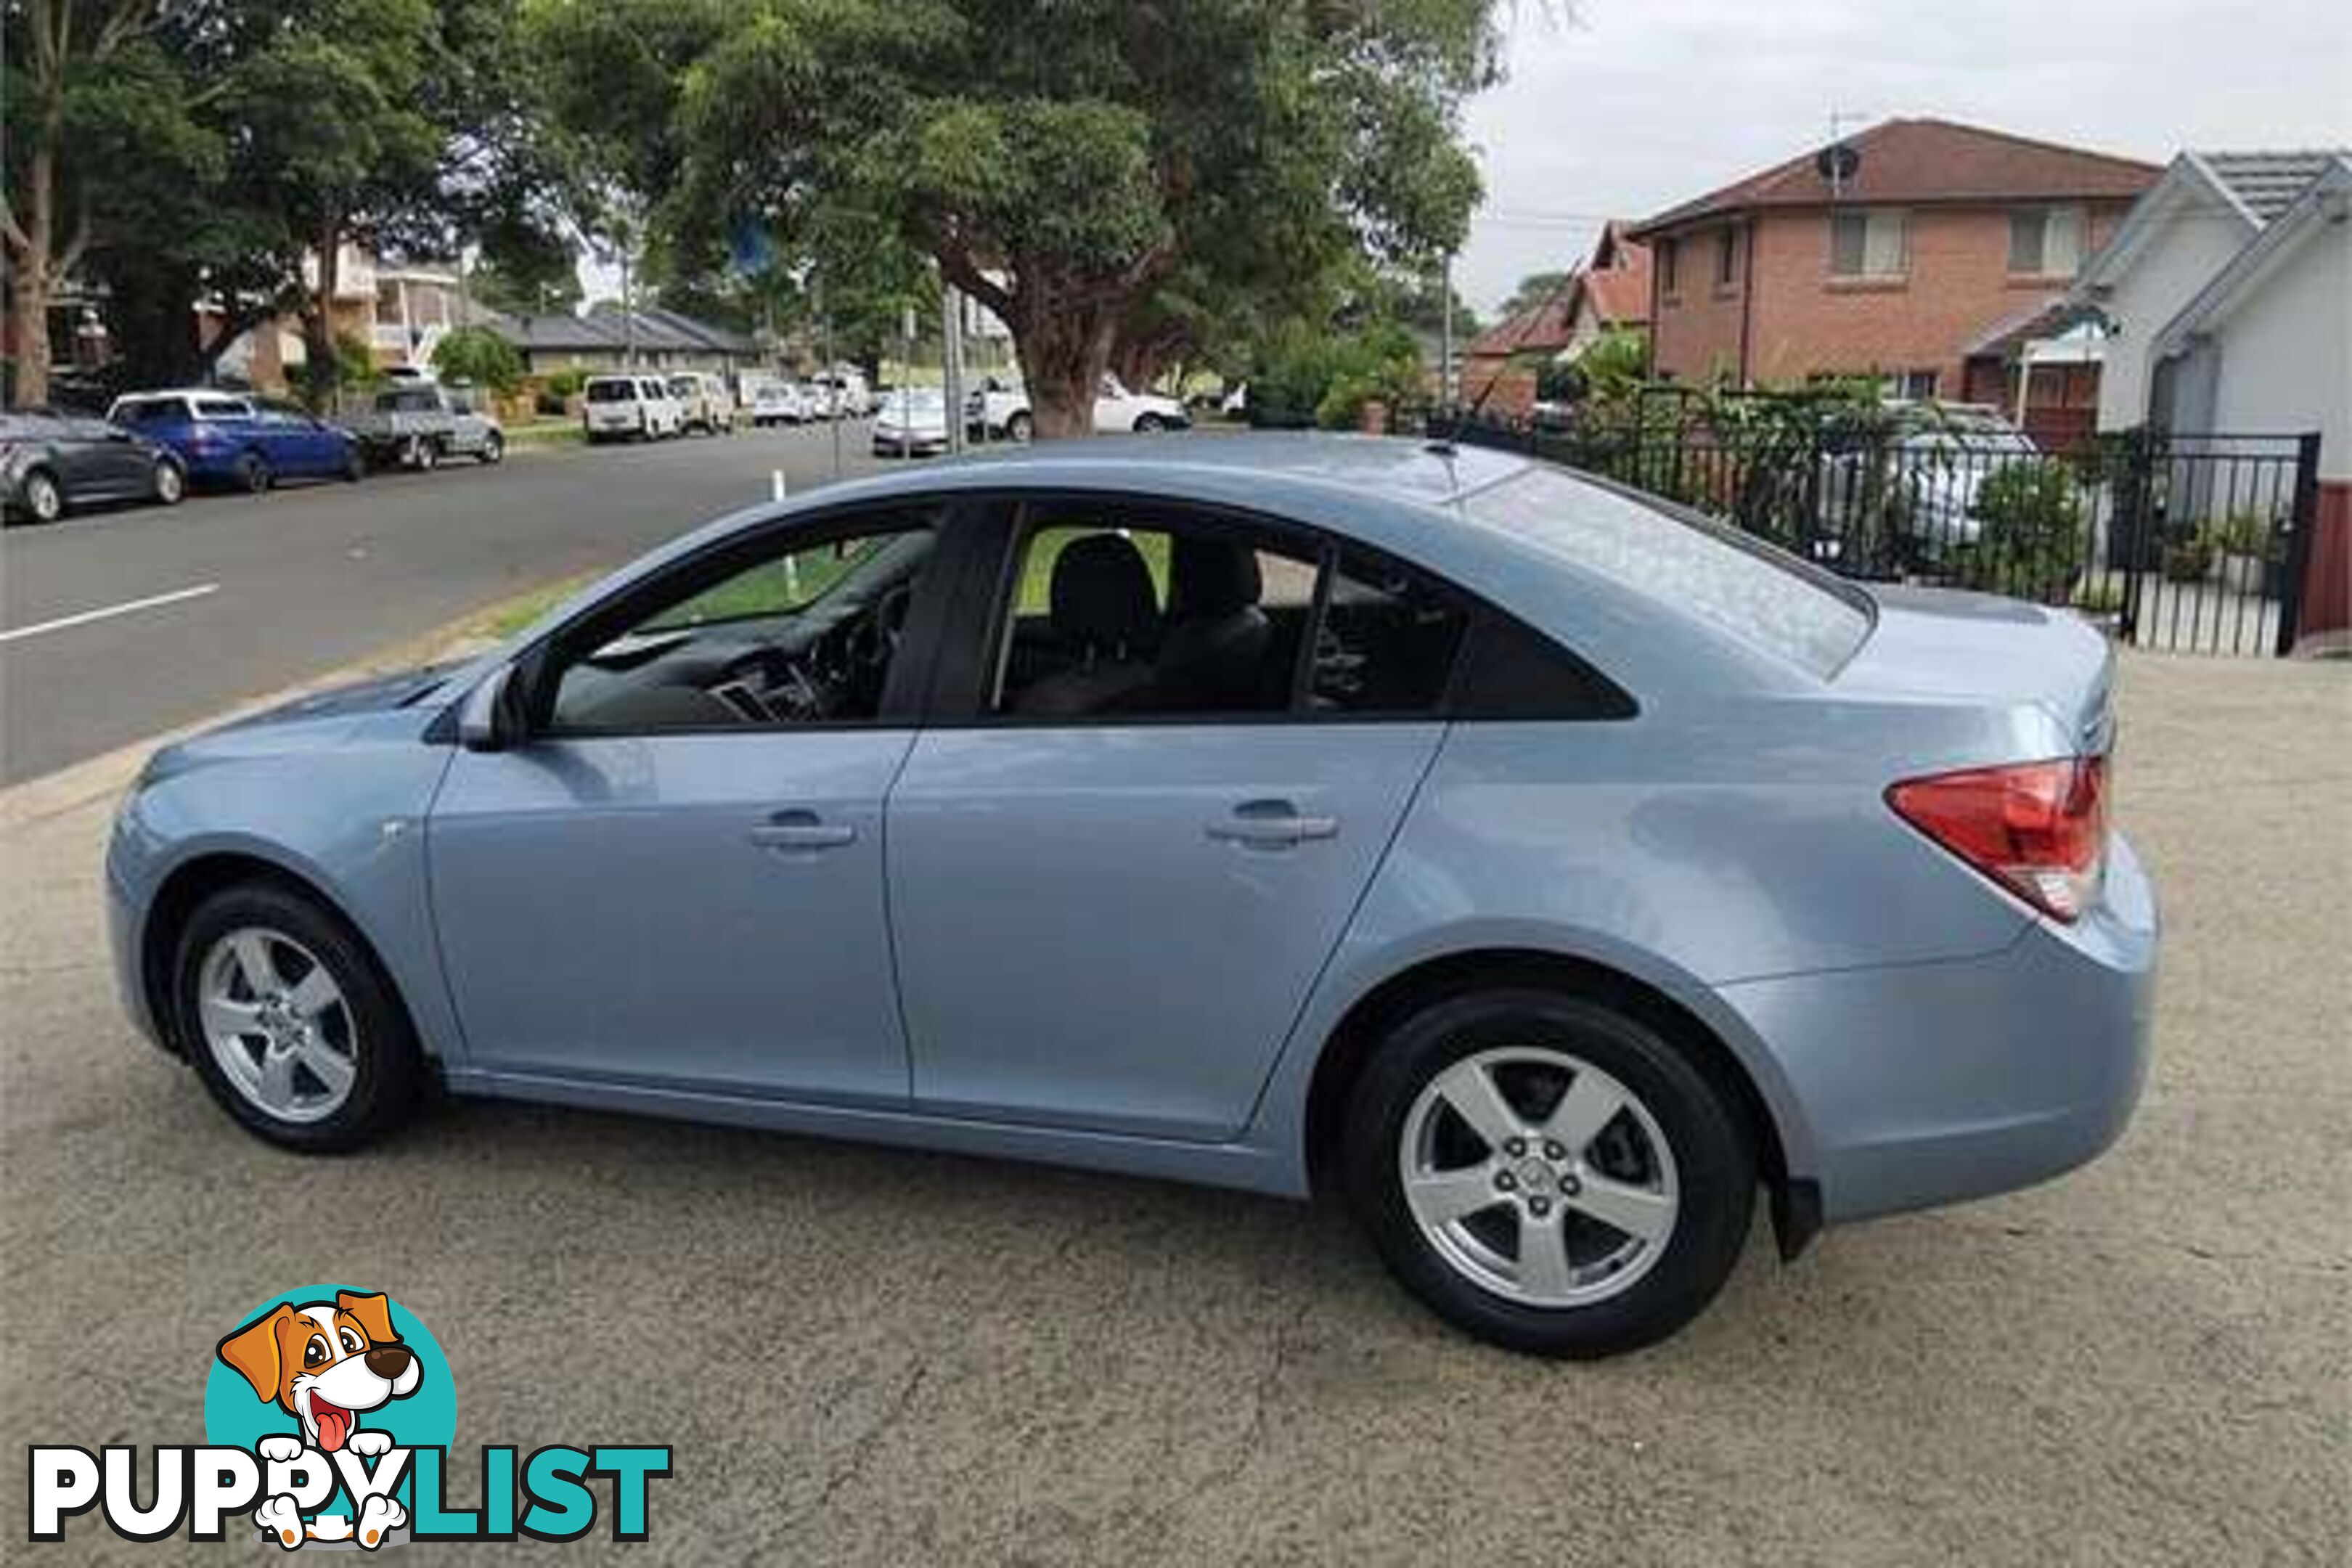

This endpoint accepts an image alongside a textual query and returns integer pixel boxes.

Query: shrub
[2203,510,2273,558]
[2161,537,2214,582]
[1969,459,2085,603]
[430,327,525,394]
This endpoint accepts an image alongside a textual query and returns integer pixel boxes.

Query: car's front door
[427,507,955,1104]
[886,504,1470,1140]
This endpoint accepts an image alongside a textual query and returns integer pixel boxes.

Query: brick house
[1627,119,2159,415]
[1459,223,1651,417]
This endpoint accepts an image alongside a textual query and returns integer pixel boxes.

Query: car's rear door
[883,499,1467,1141]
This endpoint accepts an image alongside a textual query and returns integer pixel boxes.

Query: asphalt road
[0,423,882,784]
[0,651,2343,1565]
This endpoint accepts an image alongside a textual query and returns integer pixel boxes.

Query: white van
[664,372,736,435]
[808,369,873,419]
[581,374,685,443]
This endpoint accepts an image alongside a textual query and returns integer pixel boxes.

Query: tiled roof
[487,309,761,356]
[1583,262,1649,327]
[1629,118,2160,237]
[1466,291,1576,357]
[2192,150,2351,223]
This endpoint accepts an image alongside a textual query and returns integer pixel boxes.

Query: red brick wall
[2296,481,2352,656]
[1650,203,2131,395]
[1648,224,1752,384]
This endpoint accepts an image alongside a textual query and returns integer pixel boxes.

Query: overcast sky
[1454,0,2352,312]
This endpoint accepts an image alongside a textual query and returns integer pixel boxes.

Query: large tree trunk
[1013,287,1117,441]
[6,146,60,408]
[298,221,345,410]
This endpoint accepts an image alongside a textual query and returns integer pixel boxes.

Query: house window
[1892,369,1938,399]
[1715,226,1739,289]
[2008,206,2085,277]
[1829,209,1908,279]
[1658,238,1680,297]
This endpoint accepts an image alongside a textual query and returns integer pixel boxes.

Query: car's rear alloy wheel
[239,452,272,494]
[152,460,187,506]
[174,884,422,1151]
[21,468,65,522]
[479,431,504,464]
[1345,990,1755,1357]
[1135,413,1167,433]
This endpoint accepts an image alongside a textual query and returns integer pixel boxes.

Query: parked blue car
[107,389,364,491]
[105,436,2156,1356]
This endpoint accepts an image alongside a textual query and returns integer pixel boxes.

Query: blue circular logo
[205,1285,454,1527]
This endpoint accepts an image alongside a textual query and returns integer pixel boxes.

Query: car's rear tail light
[1887,756,2108,921]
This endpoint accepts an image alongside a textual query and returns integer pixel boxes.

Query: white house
[2070,151,2350,655]
[2070,150,2348,435]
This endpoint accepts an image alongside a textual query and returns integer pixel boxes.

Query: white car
[581,375,686,443]
[872,388,951,456]
[972,374,1193,440]
[809,369,874,419]
[748,383,812,426]
[665,372,736,435]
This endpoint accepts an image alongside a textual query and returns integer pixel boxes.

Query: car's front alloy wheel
[21,468,65,522]
[1344,989,1755,1357]
[173,883,423,1151]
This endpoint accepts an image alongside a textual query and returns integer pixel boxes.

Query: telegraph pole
[942,279,965,455]
[1440,253,1456,409]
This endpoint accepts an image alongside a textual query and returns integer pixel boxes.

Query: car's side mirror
[457,664,521,752]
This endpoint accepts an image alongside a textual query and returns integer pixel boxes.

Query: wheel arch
[138,850,425,1064]
[1299,945,1821,1259]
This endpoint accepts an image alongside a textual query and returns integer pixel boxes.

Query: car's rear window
[585,380,635,402]
[192,397,250,420]
[1465,468,1873,677]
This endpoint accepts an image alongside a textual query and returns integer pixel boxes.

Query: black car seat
[1155,536,1274,711]
[1014,533,1162,716]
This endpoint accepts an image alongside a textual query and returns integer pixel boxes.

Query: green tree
[1498,269,1575,320]
[3,1,175,405]
[626,1,1496,436]
[429,323,524,391]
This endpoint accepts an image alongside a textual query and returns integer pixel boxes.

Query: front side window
[1829,209,1908,278]
[545,518,937,732]
[585,380,634,403]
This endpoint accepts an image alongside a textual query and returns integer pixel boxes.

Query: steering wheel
[854,584,914,669]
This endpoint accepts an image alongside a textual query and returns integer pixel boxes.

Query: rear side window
[192,397,250,420]
[113,399,186,425]
[1466,469,1872,677]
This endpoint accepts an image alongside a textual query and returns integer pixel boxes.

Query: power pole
[1440,253,1456,409]
[942,279,966,455]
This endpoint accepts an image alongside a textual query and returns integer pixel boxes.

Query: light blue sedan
[106,436,2156,1356]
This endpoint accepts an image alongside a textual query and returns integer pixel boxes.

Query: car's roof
[113,388,250,401]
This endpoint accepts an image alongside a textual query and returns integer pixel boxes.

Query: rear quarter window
[1466,469,1872,678]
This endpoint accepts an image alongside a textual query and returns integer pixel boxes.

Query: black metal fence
[1430,409,2323,658]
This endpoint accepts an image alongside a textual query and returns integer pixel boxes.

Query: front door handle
[748,809,858,851]
[1206,799,1339,847]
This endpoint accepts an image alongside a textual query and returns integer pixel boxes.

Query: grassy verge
[470,573,598,640]
[504,420,586,449]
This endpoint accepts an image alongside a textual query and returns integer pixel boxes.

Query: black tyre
[478,430,504,464]
[1134,412,1167,433]
[237,451,272,494]
[1342,989,1755,1358]
[342,444,367,483]
[411,436,439,472]
[20,467,65,522]
[153,459,187,506]
[171,882,425,1153]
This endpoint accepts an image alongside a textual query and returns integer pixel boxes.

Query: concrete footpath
[0,651,2344,1564]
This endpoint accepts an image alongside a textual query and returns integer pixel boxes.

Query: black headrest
[1167,536,1263,618]
[1049,533,1159,652]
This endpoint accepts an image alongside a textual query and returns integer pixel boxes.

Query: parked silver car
[106,436,2155,1357]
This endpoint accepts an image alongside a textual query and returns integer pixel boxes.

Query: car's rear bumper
[1720,831,2157,1225]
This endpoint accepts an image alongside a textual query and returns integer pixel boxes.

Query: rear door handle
[1206,799,1339,847]
[748,809,858,851]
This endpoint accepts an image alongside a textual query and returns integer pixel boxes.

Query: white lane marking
[0,581,221,644]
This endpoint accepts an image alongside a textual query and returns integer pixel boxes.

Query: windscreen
[1466,468,1873,677]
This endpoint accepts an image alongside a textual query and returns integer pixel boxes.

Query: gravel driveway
[1,650,2343,1565]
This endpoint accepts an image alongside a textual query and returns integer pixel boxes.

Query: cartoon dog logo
[218,1291,420,1548]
